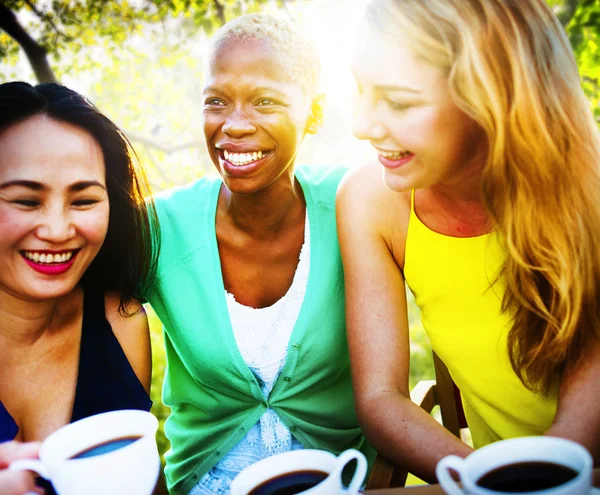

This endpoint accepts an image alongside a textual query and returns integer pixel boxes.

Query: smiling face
[0,115,109,302]
[202,39,319,194]
[351,23,486,192]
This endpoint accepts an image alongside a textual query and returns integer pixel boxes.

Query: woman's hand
[0,441,43,495]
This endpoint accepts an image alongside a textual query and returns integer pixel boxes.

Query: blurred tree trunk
[0,1,58,83]
[557,0,579,26]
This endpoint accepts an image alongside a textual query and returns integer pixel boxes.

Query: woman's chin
[15,279,78,302]
[382,169,415,193]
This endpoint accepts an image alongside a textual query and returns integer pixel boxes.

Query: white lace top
[189,214,310,495]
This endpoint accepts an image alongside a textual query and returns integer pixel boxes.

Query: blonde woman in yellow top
[337,0,600,483]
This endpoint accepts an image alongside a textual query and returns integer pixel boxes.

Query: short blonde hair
[208,14,320,96]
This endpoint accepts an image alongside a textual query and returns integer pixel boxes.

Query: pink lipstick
[21,252,78,276]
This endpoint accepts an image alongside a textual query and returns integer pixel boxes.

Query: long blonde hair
[367,0,600,393]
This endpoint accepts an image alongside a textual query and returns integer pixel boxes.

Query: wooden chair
[365,351,468,490]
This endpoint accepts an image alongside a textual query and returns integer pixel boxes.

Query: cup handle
[435,455,467,495]
[332,449,367,494]
[9,459,50,480]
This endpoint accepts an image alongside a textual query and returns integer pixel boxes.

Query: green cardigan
[147,165,374,494]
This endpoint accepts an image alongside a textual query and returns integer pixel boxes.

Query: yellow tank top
[404,191,557,448]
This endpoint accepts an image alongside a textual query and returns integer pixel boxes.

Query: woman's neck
[419,159,492,236]
[219,172,305,238]
[428,185,487,219]
[0,289,71,348]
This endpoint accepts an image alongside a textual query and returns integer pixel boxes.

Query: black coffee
[476,461,579,492]
[248,470,328,495]
[69,435,142,460]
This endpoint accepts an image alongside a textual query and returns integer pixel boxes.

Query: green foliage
[86,44,210,191]
[146,305,171,464]
[567,0,600,121]
[1,0,149,79]
[0,0,289,82]
[549,0,600,120]
[407,289,435,389]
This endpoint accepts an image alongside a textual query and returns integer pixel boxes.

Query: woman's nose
[352,97,387,142]
[222,109,258,138]
[36,210,76,243]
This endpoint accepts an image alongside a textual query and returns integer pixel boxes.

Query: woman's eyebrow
[0,180,106,191]
[0,179,44,190]
[249,86,287,96]
[69,180,106,192]
[377,84,423,94]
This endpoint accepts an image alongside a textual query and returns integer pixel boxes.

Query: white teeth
[23,251,75,265]
[380,150,412,160]
[223,149,264,165]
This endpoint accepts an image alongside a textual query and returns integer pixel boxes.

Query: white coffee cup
[436,436,600,495]
[230,448,367,495]
[9,409,160,495]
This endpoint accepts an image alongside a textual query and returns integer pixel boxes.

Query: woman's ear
[306,94,325,135]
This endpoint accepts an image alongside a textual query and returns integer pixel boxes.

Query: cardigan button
[291,342,300,349]
[283,376,291,382]
[289,426,297,432]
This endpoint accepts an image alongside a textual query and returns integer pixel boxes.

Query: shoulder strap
[0,401,18,442]
[71,289,151,422]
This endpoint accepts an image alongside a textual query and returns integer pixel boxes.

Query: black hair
[0,81,160,313]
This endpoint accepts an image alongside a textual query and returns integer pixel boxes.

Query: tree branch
[0,1,58,82]
[281,0,293,19]
[22,0,70,50]
[213,0,226,26]
[556,0,579,27]
[124,129,204,154]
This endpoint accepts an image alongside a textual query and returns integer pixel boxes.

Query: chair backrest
[365,350,467,490]
[432,351,467,435]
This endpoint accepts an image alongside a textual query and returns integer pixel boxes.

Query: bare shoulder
[337,162,411,260]
[104,292,147,329]
[104,292,152,392]
[338,161,389,203]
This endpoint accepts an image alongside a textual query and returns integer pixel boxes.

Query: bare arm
[105,294,152,394]
[546,340,600,463]
[336,165,472,482]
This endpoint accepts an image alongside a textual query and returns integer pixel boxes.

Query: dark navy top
[0,289,152,492]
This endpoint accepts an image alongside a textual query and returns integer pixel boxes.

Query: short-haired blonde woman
[338,0,600,483]
[145,14,374,495]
